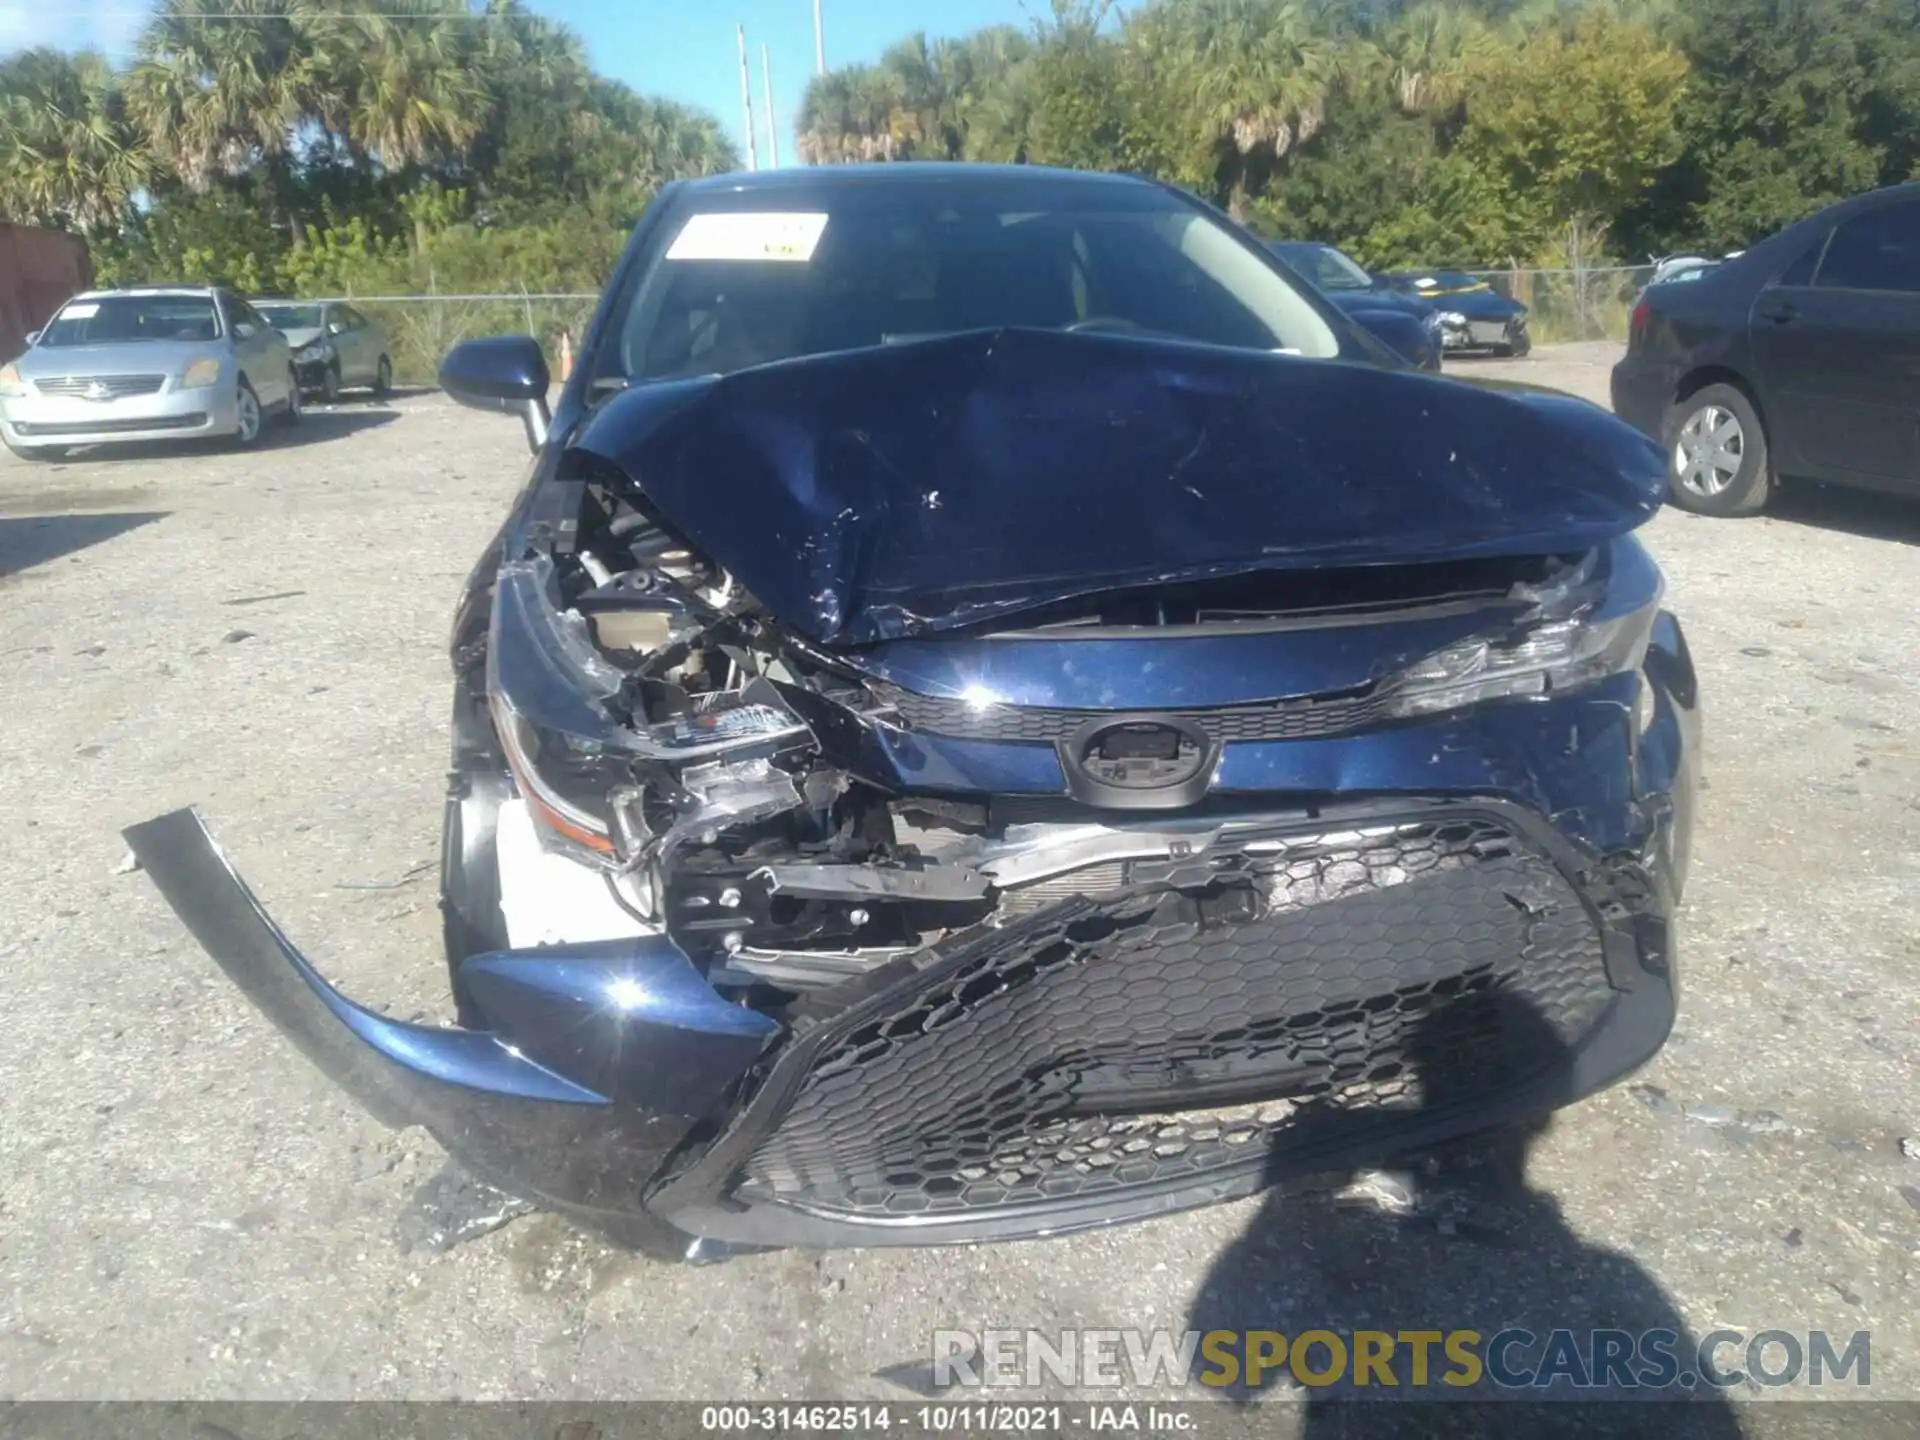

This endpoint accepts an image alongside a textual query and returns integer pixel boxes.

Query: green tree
[0,48,153,231]
[327,4,489,176]
[1021,3,1139,173]
[1635,0,1918,254]
[1152,0,1342,216]
[1450,11,1688,262]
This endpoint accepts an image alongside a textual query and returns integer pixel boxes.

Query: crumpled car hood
[570,328,1663,646]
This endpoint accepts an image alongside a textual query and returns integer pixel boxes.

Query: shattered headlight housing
[298,340,334,363]
[487,558,811,870]
[1384,549,1659,718]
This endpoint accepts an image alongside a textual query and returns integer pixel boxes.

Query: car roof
[70,286,219,300]
[1711,180,1920,281]
[675,163,1163,200]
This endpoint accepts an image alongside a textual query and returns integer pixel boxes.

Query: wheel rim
[1674,403,1743,497]
[236,386,260,443]
[377,358,391,390]
[323,368,338,402]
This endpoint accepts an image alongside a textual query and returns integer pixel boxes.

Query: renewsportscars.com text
[933,1327,1870,1392]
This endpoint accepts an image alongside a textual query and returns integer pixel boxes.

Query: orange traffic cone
[557,329,574,381]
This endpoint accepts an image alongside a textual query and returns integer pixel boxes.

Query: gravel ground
[1,347,1917,1421]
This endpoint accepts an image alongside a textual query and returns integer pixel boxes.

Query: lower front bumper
[127,791,1681,1250]
[1442,318,1523,350]
[2,388,238,447]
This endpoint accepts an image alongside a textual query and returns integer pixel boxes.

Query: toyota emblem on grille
[1058,715,1217,810]
[84,379,110,401]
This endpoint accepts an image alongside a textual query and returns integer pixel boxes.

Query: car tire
[230,377,264,449]
[282,367,302,425]
[320,363,341,405]
[1665,383,1771,517]
[372,355,392,397]
[2,436,66,463]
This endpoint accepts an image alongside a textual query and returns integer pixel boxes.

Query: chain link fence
[318,292,599,385]
[1465,265,1657,346]
[329,266,1658,387]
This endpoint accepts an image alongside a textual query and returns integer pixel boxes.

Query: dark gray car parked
[1611,183,1920,516]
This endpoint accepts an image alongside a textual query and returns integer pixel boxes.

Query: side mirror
[23,330,38,346]
[328,319,347,335]
[439,334,552,453]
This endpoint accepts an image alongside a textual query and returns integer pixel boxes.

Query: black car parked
[1268,241,1444,370]
[1379,270,1531,357]
[1612,183,1920,516]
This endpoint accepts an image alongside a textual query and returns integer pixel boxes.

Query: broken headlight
[488,558,813,869]
[1385,548,1660,717]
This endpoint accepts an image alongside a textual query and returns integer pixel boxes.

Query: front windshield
[258,304,323,329]
[608,184,1340,383]
[39,294,221,346]
[1277,243,1373,291]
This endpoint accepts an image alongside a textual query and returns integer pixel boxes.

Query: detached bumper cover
[122,809,777,1239]
[127,791,1684,1249]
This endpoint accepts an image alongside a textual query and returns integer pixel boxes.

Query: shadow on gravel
[1765,482,1920,547]
[1187,991,1746,1438]
[260,406,402,450]
[304,383,437,406]
[0,510,165,576]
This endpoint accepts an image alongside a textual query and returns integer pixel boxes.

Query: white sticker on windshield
[60,302,100,319]
[666,212,828,263]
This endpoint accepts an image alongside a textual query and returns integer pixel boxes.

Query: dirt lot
[2,344,1917,1418]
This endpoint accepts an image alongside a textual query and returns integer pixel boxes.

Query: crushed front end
[129,331,1698,1251]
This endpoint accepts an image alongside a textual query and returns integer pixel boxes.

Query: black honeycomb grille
[738,818,1612,1220]
[878,684,1394,744]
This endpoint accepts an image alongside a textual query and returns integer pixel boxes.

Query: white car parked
[0,286,299,460]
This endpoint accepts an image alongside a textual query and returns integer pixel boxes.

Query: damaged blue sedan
[126,166,1698,1256]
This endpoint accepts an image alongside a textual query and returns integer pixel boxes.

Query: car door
[221,292,282,403]
[323,305,356,382]
[337,306,373,383]
[1750,199,1920,486]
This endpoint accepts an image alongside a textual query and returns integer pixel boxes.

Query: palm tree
[952,27,1038,162]
[624,93,740,188]
[1369,2,1502,116]
[126,0,321,191]
[798,64,910,164]
[0,48,153,231]
[328,6,488,174]
[472,0,587,96]
[1162,0,1341,215]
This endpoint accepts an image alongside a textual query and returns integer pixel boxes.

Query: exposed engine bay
[484,452,1621,1010]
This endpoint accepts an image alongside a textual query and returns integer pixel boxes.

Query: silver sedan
[0,286,300,461]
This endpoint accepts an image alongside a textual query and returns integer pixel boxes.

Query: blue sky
[6,0,1041,163]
